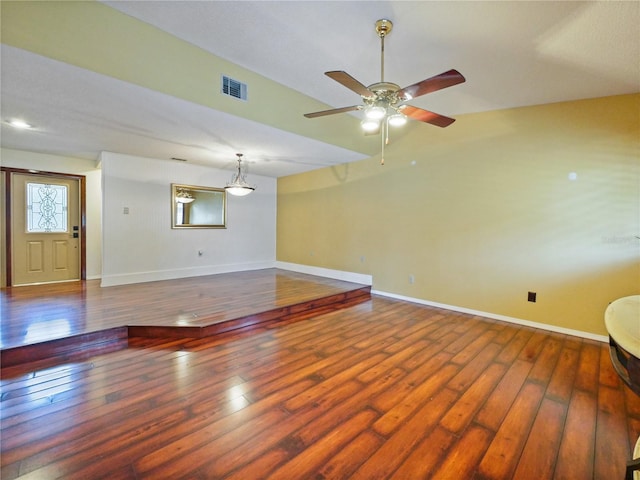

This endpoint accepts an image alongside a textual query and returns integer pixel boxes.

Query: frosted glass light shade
[364,105,386,120]
[225,153,256,197]
[361,118,380,132]
[225,185,254,197]
[388,113,407,127]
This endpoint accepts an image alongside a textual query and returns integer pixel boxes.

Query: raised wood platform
[0,269,370,368]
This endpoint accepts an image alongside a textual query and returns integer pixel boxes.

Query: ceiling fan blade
[325,71,373,98]
[304,105,360,118]
[400,105,456,128]
[397,69,465,101]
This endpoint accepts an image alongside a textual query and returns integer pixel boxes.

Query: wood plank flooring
[1,269,369,348]
[2,295,639,479]
[0,269,370,366]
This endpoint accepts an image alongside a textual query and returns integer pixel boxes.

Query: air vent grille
[221,75,248,101]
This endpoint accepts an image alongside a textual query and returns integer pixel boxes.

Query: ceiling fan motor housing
[363,82,401,111]
[375,19,393,37]
[367,82,400,97]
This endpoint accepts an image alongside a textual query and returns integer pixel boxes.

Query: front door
[11,173,81,285]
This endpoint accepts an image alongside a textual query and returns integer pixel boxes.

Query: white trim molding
[275,262,373,286]
[372,289,608,343]
[101,261,275,287]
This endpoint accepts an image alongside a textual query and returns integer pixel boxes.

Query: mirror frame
[171,183,227,229]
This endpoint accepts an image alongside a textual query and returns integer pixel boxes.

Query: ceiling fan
[304,19,465,164]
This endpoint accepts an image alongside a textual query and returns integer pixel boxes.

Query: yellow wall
[277,94,640,336]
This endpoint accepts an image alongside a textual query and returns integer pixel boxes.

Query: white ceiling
[2,1,638,177]
[1,45,365,177]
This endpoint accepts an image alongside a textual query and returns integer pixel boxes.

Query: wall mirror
[171,183,226,229]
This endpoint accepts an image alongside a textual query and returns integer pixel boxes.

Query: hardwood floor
[0,269,370,366]
[1,269,370,348]
[2,293,639,479]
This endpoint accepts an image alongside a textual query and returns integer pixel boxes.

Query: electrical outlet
[123,207,129,215]
[528,291,537,302]
[409,275,415,285]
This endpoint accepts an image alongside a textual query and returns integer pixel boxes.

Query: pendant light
[225,153,256,197]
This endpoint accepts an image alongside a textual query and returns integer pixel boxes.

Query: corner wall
[101,152,276,286]
[277,94,640,337]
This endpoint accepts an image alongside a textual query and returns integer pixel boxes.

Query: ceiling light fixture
[225,153,256,197]
[8,119,33,129]
[364,104,387,120]
[387,112,407,127]
[304,19,465,166]
[361,118,380,132]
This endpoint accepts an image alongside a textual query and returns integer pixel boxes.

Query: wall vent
[221,75,248,101]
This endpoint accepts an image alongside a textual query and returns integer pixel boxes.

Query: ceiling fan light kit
[388,113,407,127]
[304,19,465,165]
[364,104,387,120]
[361,118,380,132]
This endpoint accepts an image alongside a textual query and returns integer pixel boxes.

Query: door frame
[2,167,86,286]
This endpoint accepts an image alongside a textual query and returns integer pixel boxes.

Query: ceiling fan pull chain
[380,121,386,165]
[385,118,390,145]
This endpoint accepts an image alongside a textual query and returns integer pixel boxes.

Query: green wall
[277,94,640,336]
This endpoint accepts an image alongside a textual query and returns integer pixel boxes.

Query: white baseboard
[99,260,607,342]
[372,289,608,343]
[100,261,276,287]
[275,261,372,286]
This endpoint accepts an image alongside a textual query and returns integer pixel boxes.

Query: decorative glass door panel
[26,182,68,233]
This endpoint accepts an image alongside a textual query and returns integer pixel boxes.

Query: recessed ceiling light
[7,119,33,129]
